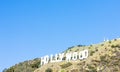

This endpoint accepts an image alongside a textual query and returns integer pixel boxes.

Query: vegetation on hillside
[3,38,120,72]
[4,58,40,72]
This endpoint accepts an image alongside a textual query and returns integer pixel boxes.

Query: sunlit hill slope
[4,38,120,72]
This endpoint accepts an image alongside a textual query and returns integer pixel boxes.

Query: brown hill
[4,38,120,72]
[34,38,120,72]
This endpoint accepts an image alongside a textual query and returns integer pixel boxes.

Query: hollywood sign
[41,50,88,65]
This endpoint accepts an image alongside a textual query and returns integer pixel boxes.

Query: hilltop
[4,38,120,72]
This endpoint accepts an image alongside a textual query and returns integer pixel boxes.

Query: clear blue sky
[0,0,120,71]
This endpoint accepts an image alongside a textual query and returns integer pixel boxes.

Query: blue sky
[0,0,120,71]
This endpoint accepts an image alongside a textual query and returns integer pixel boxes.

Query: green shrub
[95,49,98,51]
[77,45,85,47]
[71,69,79,72]
[60,62,72,69]
[31,60,40,68]
[100,55,106,61]
[90,51,95,56]
[111,44,120,48]
[90,45,93,47]
[61,69,65,72]
[75,49,79,52]
[116,44,120,48]
[45,68,53,72]
[111,45,115,48]
[88,47,91,49]
[62,57,66,60]
[101,44,104,46]
[109,41,111,43]
[68,46,74,50]
[87,65,97,72]
[5,58,41,72]
[6,67,14,72]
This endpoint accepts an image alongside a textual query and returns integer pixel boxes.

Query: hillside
[4,38,120,72]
